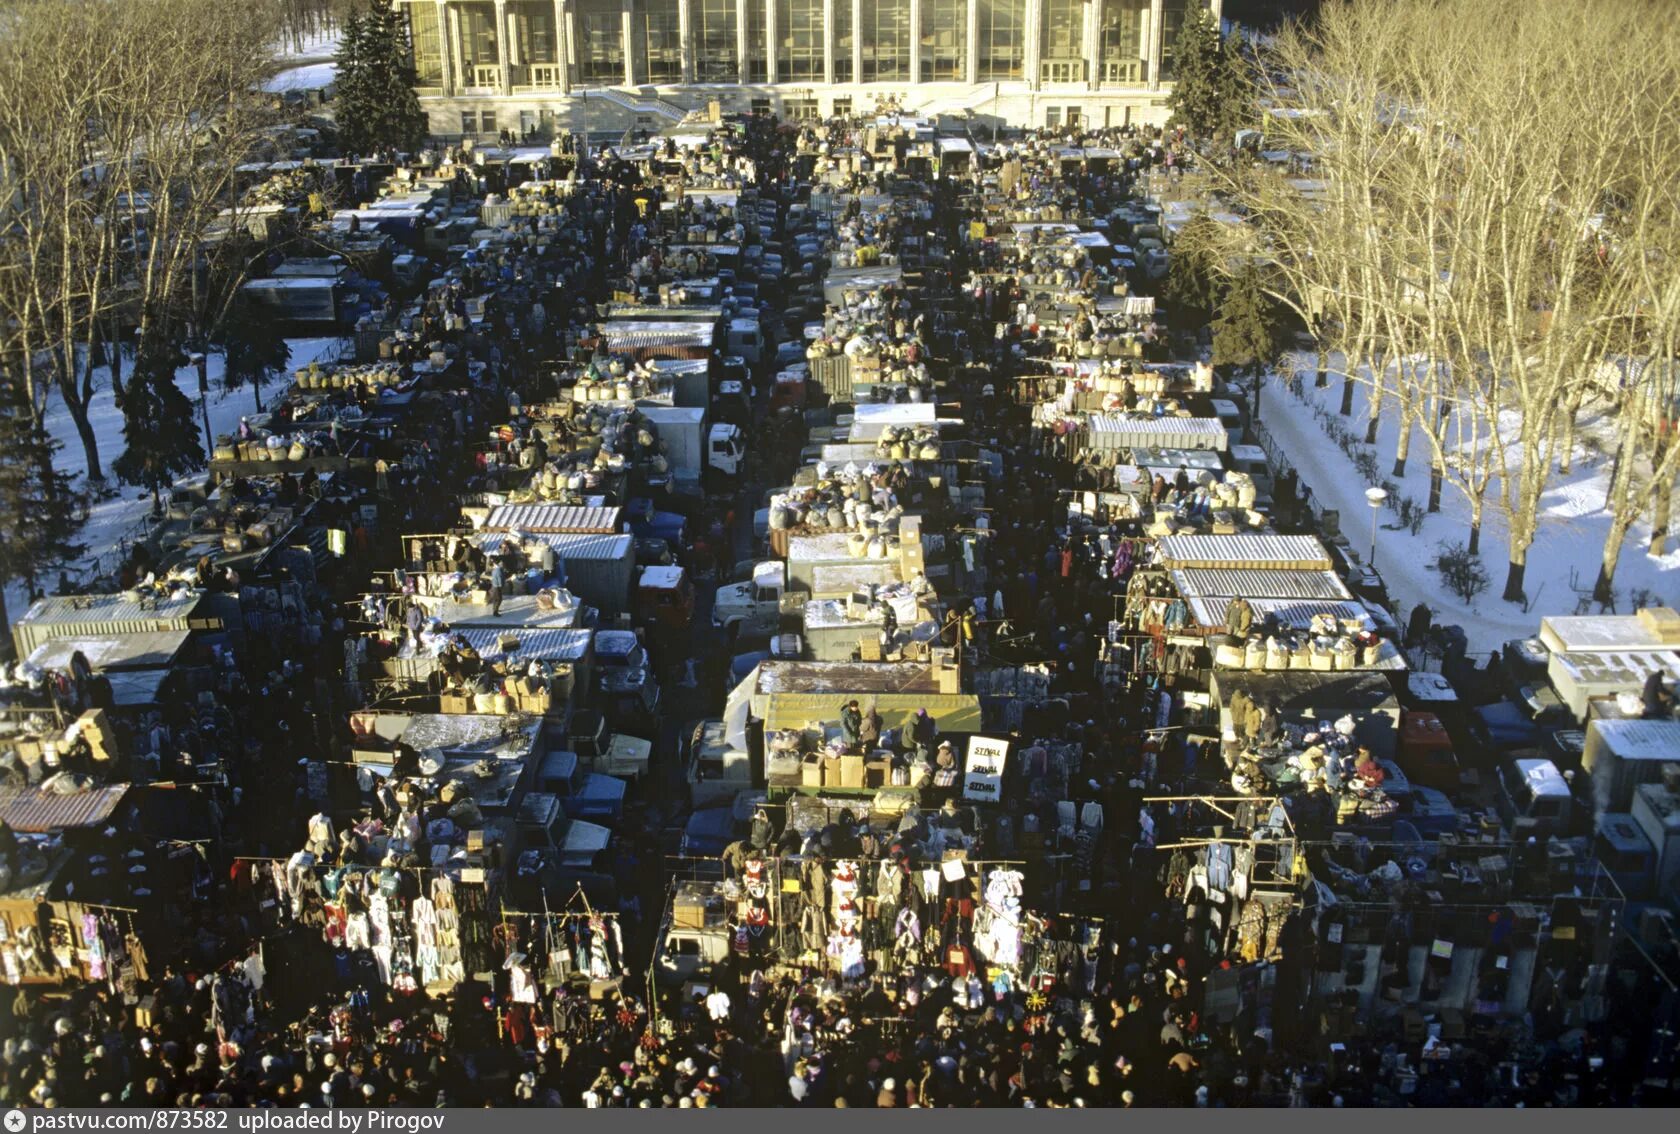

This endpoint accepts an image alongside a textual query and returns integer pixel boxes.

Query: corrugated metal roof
[483,504,623,534]
[27,631,191,672]
[597,321,714,346]
[1086,415,1229,452]
[0,784,129,832]
[15,592,203,630]
[763,692,981,736]
[474,532,633,560]
[1156,534,1332,570]
[456,627,593,662]
[752,661,940,696]
[1187,596,1372,633]
[414,591,584,629]
[1172,568,1351,602]
[106,669,173,706]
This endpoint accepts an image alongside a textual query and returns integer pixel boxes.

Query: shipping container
[12,593,216,658]
[1548,650,1680,721]
[1580,717,1680,817]
[1631,783,1680,898]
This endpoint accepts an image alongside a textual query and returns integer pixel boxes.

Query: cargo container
[1631,782,1680,898]
[1580,717,1680,818]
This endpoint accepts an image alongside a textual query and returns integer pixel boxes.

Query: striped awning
[0,784,129,833]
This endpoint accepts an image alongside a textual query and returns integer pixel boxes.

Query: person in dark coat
[840,701,863,748]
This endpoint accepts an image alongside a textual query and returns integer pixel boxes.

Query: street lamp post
[1365,486,1389,571]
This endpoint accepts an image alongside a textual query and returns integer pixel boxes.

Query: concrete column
[965,0,979,84]
[823,0,836,84]
[766,0,778,83]
[909,0,922,85]
[851,0,863,86]
[1024,0,1043,89]
[566,0,582,88]
[1084,0,1101,88]
[1146,0,1161,89]
[449,3,470,89]
[737,0,750,84]
[436,1,457,95]
[495,0,512,93]
[623,0,637,85]
[554,0,572,91]
[679,0,695,82]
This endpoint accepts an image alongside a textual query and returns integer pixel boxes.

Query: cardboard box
[1639,605,1680,644]
[440,693,471,714]
[673,894,709,930]
[838,753,865,788]
[801,755,824,787]
[134,996,157,1028]
[865,757,891,788]
[823,754,842,786]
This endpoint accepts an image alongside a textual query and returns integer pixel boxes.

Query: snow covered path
[1257,354,1680,652]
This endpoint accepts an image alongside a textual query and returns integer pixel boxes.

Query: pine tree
[1164,213,1224,324]
[218,296,291,414]
[334,0,429,157]
[112,342,206,513]
[1212,261,1289,418]
[0,378,86,635]
[1167,9,1245,141]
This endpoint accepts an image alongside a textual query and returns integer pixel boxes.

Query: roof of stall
[1171,568,1351,602]
[0,784,130,833]
[482,504,623,534]
[761,692,981,736]
[1210,670,1399,713]
[16,592,206,634]
[1155,534,1334,570]
[26,631,191,672]
[595,321,715,348]
[455,627,593,663]
[746,661,944,699]
[473,532,633,561]
[1539,614,1676,655]
[412,591,584,629]
[1085,415,1228,451]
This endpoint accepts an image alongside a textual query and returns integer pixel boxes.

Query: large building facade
[400,0,1221,138]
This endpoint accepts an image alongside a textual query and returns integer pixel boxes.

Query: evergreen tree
[1167,9,1246,141]
[1212,261,1289,418]
[1164,212,1224,324]
[218,296,291,414]
[0,378,86,633]
[112,342,206,512]
[334,0,428,157]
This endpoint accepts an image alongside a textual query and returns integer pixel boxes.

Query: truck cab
[686,718,755,809]
[1496,757,1576,839]
[594,631,662,728]
[725,317,765,364]
[712,380,751,427]
[771,368,810,412]
[1397,710,1466,795]
[626,497,687,545]
[708,423,745,478]
[637,565,695,631]
[712,561,793,639]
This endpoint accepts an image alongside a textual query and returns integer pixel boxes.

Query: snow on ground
[4,338,347,621]
[1258,351,1680,652]
[265,62,338,93]
[275,28,341,61]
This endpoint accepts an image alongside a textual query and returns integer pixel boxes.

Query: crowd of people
[2,105,1665,1111]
